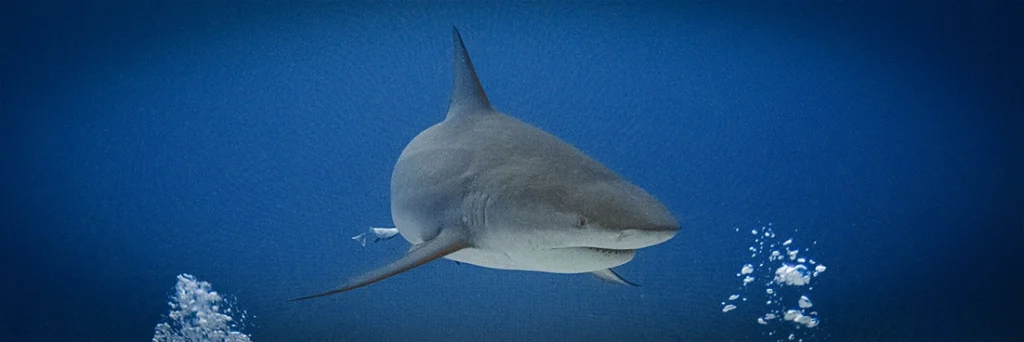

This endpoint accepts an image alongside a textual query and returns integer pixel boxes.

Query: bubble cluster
[774,264,810,286]
[153,274,252,342]
[721,224,826,341]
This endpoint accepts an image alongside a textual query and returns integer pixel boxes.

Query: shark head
[472,141,680,272]
[543,179,680,251]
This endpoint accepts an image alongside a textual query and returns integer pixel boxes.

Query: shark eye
[575,216,588,228]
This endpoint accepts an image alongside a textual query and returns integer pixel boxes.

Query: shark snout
[612,225,679,249]
[598,187,680,250]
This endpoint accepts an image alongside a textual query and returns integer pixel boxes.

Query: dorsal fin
[446,27,494,120]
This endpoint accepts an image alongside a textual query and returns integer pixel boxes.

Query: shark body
[293,28,678,300]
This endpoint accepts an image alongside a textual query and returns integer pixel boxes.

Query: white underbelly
[444,246,635,273]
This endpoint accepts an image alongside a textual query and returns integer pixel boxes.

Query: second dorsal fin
[446,27,494,120]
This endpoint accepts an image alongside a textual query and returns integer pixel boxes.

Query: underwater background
[2,2,1021,341]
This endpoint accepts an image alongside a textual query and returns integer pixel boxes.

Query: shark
[292,27,679,301]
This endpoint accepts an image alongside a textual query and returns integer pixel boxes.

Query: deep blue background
[2,2,1021,341]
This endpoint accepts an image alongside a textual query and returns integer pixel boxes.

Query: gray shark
[292,28,679,300]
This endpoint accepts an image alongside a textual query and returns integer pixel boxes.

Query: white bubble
[799,295,813,308]
[741,264,754,275]
[784,309,802,321]
[783,238,793,246]
[783,309,819,328]
[796,315,819,328]
[752,229,759,235]
[723,304,737,313]
[743,276,755,286]
[775,264,811,286]
[729,294,740,300]
[766,288,774,294]
[758,318,767,325]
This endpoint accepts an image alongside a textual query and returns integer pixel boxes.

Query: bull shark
[292,27,679,301]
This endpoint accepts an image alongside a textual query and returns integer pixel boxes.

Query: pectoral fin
[291,229,468,301]
[591,268,640,287]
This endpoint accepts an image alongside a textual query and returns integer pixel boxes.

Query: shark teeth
[580,247,635,255]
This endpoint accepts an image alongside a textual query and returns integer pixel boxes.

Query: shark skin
[292,27,678,301]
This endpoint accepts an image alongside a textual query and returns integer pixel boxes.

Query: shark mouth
[549,246,636,256]
[580,247,636,255]
[534,246,637,272]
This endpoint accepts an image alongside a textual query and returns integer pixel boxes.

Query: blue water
[2,2,1021,341]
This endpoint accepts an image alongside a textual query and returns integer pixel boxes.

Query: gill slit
[462,191,491,245]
